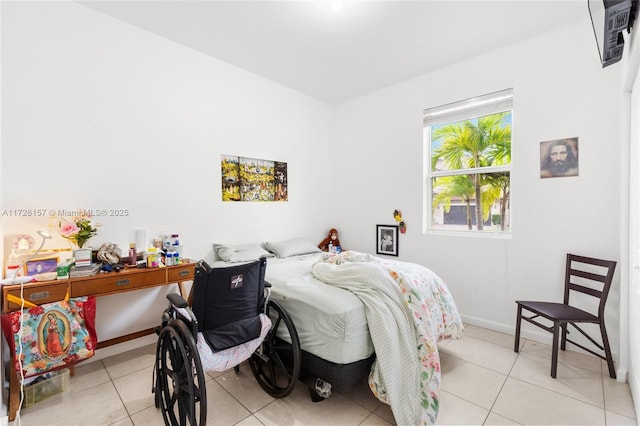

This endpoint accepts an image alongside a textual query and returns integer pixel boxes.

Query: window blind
[423,88,513,126]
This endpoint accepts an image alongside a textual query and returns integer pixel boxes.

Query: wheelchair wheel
[155,320,207,426]
[249,299,301,398]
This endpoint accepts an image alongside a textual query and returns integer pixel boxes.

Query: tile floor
[8,324,638,425]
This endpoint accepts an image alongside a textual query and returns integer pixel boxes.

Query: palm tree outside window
[424,89,512,234]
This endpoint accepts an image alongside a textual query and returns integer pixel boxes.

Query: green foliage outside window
[430,111,511,232]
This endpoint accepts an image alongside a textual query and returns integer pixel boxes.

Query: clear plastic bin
[23,368,70,408]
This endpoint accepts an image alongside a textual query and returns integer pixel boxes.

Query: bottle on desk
[5,250,21,280]
[128,243,137,266]
[170,234,182,263]
[165,251,174,266]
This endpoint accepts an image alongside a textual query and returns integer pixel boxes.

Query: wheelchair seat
[153,257,301,426]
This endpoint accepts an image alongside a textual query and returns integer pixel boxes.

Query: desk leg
[177,281,186,299]
[177,281,193,305]
[8,362,19,422]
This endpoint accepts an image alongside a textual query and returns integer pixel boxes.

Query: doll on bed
[318,228,342,252]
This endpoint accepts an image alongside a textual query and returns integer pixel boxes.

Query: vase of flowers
[59,213,100,249]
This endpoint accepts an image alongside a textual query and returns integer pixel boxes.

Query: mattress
[264,254,374,365]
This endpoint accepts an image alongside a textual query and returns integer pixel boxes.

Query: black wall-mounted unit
[588,0,636,67]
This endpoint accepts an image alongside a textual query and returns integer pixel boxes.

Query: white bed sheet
[264,254,374,365]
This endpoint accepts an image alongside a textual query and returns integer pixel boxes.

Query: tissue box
[73,249,92,267]
[57,261,73,280]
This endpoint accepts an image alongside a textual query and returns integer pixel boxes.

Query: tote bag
[1,296,97,378]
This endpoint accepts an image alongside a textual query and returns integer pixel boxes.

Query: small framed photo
[376,225,398,256]
[25,257,59,276]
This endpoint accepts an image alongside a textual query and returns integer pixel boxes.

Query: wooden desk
[2,262,195,421]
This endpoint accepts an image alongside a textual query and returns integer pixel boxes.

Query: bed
[264,253,376,392]
[212,238,463,425]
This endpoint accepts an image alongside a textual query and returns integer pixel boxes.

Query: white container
[5,250,21,280]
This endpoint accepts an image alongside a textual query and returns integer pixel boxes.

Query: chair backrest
[564,254,617,317]
[191,257,266,331]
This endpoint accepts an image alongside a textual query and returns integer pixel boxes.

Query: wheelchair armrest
[264,280,272,288]
[166,293,198,337]
[167,292,189,308]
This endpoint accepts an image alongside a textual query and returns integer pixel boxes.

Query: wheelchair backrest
[191,257,266,331]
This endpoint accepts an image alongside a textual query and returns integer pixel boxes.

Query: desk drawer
[71,269,167,297]
[168,265,194,282]
[5,282,69,311]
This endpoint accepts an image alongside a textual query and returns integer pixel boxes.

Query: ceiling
[80,1,590,105]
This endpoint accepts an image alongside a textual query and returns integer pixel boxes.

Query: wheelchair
[153,257,301,426]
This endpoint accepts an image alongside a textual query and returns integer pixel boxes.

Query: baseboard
[630,360,640,419]
[617,367,629,383]
[460,314,520,337]
[460,314,621,369]
[461,314,560,345]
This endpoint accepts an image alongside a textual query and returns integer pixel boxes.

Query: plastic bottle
[170,234,180,246]
[165,251,174,266]
[328,241,333,253]
[128,243,137,266]
[5,249,21,280]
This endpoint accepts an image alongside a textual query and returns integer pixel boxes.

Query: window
[424,89,512,234]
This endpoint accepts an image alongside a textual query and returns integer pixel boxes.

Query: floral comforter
[311,251,463,425]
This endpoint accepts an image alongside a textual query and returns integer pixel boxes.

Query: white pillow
[213,243,272,263]
[263,238,321,258]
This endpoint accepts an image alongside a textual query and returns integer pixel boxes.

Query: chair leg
[514,305,523,353]
[551,322,560,378]
[600,321,616,379]
[560,322,568,351]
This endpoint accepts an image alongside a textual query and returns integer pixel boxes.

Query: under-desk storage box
[23,368,70,408]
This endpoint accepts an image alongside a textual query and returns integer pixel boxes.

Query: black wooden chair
[514,253,617,378]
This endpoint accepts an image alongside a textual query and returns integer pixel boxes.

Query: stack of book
[69,263,101,278]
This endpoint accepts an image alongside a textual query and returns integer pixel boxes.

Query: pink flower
[58,212,100,248]
[60,222,80,237]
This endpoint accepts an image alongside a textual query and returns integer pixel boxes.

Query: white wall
[332,18,626,369]
[626,73,640,426]
[623,12,640,417]
[1,2,333,342]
